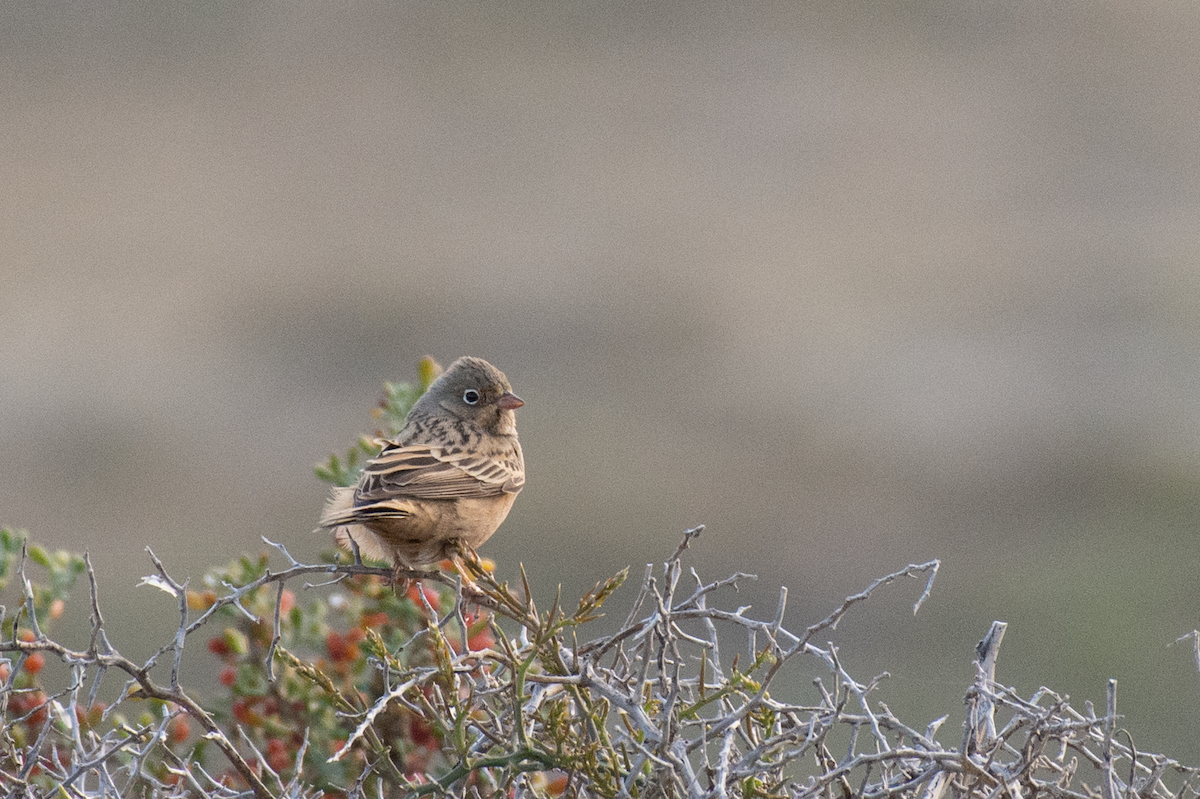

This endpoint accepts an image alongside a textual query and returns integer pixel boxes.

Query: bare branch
[4,529,1196,799]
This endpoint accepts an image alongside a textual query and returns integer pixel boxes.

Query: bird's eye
[462,389,480,405]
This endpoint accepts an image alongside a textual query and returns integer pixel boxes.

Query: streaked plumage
[320,357,525,568]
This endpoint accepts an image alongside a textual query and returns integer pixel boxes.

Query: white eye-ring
[462,389,480,405]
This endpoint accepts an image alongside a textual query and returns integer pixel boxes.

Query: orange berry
[187,590,218,611]
[325,632,360,663]
[279,590,295,614]
[169,716,191,744]
[219,666,237,687]
[49,599,66,619]
[467,628,495,652]
[360,611,389,629]
[20,691,48,726]
[405,582,441,608]
[23,652,45,675]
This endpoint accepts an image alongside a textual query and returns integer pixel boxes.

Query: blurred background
[4,1,1200,759]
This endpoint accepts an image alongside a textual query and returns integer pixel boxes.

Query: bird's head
[414,356,523,436]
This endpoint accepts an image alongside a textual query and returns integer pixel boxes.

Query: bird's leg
[390,559,415,596]
[446,542,486,597]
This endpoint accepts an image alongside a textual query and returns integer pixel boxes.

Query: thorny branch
[2,527,1199,799]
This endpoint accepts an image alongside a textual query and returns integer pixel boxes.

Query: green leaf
[573,567,629,624]
[417,355,443,390]
[28,545,50,568]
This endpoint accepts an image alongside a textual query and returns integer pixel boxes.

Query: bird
[320,356,525,571]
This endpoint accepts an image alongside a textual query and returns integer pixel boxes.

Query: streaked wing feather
[357,442,523,502]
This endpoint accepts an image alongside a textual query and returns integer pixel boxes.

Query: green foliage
[4,525,1198,799]
[0,528,86,634]
[4,361,1197,799]
[198,551,500,793]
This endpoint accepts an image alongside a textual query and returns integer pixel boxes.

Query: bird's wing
[320,485,414,528]
[356,441,524,502]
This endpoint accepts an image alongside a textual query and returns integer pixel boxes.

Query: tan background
[4,2,1200,758]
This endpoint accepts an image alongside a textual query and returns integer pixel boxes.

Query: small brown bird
[321,356,525,569]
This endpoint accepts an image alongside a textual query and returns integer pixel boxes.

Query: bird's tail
[319,487,392,563]
[319,486,358,527]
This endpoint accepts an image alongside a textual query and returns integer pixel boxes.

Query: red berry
[169,716,191,744]
[325,632,360,663]
[19,691,49,726]
[408,715,439,748]
[467,628,495,652]
[405,582,442,608]
[232,697,261,726]
[266,737,290,772]
[360,611,389,629]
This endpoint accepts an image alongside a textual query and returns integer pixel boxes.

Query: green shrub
[3,365,1197,799]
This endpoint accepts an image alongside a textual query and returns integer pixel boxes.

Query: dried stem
[3,529,1197,799]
